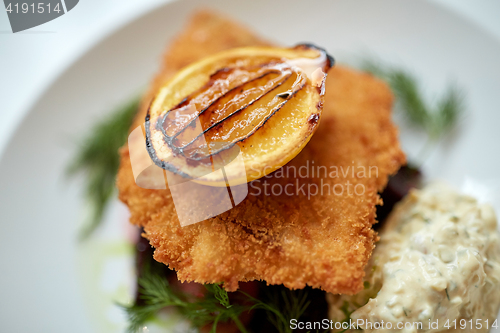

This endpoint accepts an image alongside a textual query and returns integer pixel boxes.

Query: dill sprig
[362,60,464,163]
[124,249,314,333]
[66,97,140,239]
[122,265,250,333]
[245,288,311,333]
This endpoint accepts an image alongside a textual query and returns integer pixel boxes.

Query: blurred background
[0,0,500,157]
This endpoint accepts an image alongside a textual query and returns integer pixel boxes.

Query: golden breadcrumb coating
[117,10,405,294]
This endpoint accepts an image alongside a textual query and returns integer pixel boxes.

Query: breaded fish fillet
[117,10,405,294]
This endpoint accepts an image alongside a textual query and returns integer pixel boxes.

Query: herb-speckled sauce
[328,183,500,332]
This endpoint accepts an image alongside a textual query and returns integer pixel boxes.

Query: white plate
[1,0,500,332]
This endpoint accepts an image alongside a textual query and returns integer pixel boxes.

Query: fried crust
[117,10,405,294]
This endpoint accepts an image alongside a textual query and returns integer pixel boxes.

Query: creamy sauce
[328,183,500,332]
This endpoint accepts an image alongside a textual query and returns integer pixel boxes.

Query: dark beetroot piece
[376,164,422,227]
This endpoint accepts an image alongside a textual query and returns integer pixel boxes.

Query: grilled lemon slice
[146,44,333,186]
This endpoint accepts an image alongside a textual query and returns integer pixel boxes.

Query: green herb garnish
[124,263,313,333]
[362,60,464,164]
[66,97,140,239]
[245,288,310,333]
[123,272,250,333]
